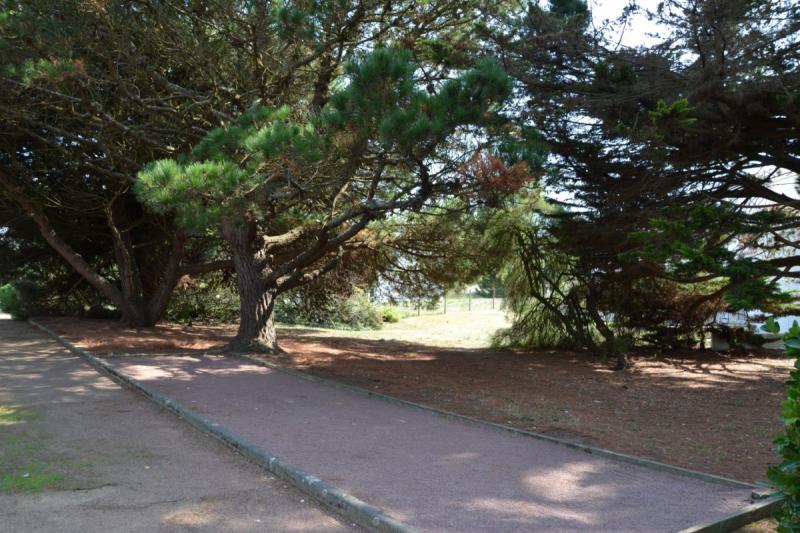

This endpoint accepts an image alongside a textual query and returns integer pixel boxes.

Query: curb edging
[28,319,414,533]
[677,495,783,533]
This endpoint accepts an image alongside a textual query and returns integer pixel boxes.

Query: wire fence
[390,297,505,316]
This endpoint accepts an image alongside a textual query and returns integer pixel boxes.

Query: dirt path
[103,352,754,533]
[0,318,355,533]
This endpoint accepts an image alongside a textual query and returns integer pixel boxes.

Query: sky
[587,0,664,47]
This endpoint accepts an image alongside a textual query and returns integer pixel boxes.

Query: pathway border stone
[30,318,783,532]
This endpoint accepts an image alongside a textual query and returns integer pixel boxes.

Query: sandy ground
[0,319,356,533]
[41,316,792,484]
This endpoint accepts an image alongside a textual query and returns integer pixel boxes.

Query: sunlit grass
[279,309,511,349]
[0,405,34,425]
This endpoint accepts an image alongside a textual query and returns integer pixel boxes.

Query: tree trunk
[583,283,633,370]
[223,218,280,353]
[228,287,279,352]
[107,199,145,322]
[143,232,188,326]
[612,351,632,371]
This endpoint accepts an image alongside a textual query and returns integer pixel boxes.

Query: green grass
[279,308,511,349]
[0,464,63,493]
[0,405,64,494]
[0,405,34,424]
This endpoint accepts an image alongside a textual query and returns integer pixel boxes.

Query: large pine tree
[136,48,518,351]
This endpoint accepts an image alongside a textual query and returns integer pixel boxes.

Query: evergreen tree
[483,0,800,367]
[1,0,510,325]
[136,48,519,351]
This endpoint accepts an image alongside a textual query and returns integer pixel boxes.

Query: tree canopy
[0,0,796,366]
[135,47,525,350]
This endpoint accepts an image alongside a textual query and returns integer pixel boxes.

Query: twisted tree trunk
[222,218,280,353]
[229,285,279,352]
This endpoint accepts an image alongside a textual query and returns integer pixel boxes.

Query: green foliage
[137,47,512,234]
[630,204,792,312]
[548,0,588,19]
[472,275,505,299]
[767,320,800,531]
[7,57,81,83]
[491,0,800,364]
[381,306,402,323]
[323,49,511,152]
[278,287,382,330]
[333,289,383,330]
[0,281,39,320]
[164,274,240,324]
[648,98,697,127]
[495,126,548,168]
[136,104,322,232]
[480,194,587,350]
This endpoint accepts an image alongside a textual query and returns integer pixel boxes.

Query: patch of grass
[0,405,35,425]
[280,309,511,349]
[735,517,777,532]
[0,406,65,493]
[0,464,63,493]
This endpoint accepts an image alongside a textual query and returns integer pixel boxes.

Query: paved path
[103,352,754,533]
[0,319,355,532]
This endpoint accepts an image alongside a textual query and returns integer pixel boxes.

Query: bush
[0,281,40,320]
[164,274,240,324]
[277,286,382,330]
[381,306,401,323]
[765,318,800,530]
[330,289,383,329]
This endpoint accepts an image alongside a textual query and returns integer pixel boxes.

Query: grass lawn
[280,308,511,348]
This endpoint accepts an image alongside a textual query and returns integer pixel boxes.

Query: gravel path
[0,319,355,532]
[106,352,754,533]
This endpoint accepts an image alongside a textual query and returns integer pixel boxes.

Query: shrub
[277,286,382,330]
[381,306,401,323]
[164,274,240,324]
[765,318,800,531]
[0,281,40,320]
[331,289,383,330]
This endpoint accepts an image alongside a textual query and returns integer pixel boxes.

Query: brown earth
[40,317,792,484]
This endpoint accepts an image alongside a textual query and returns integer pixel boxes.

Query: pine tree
[136,48,516,351]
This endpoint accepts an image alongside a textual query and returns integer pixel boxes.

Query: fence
[390,296,505,316]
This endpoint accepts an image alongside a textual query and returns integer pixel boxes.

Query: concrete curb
[28,320,414,533]
[237,353,757,490]
[677,495,783,533]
